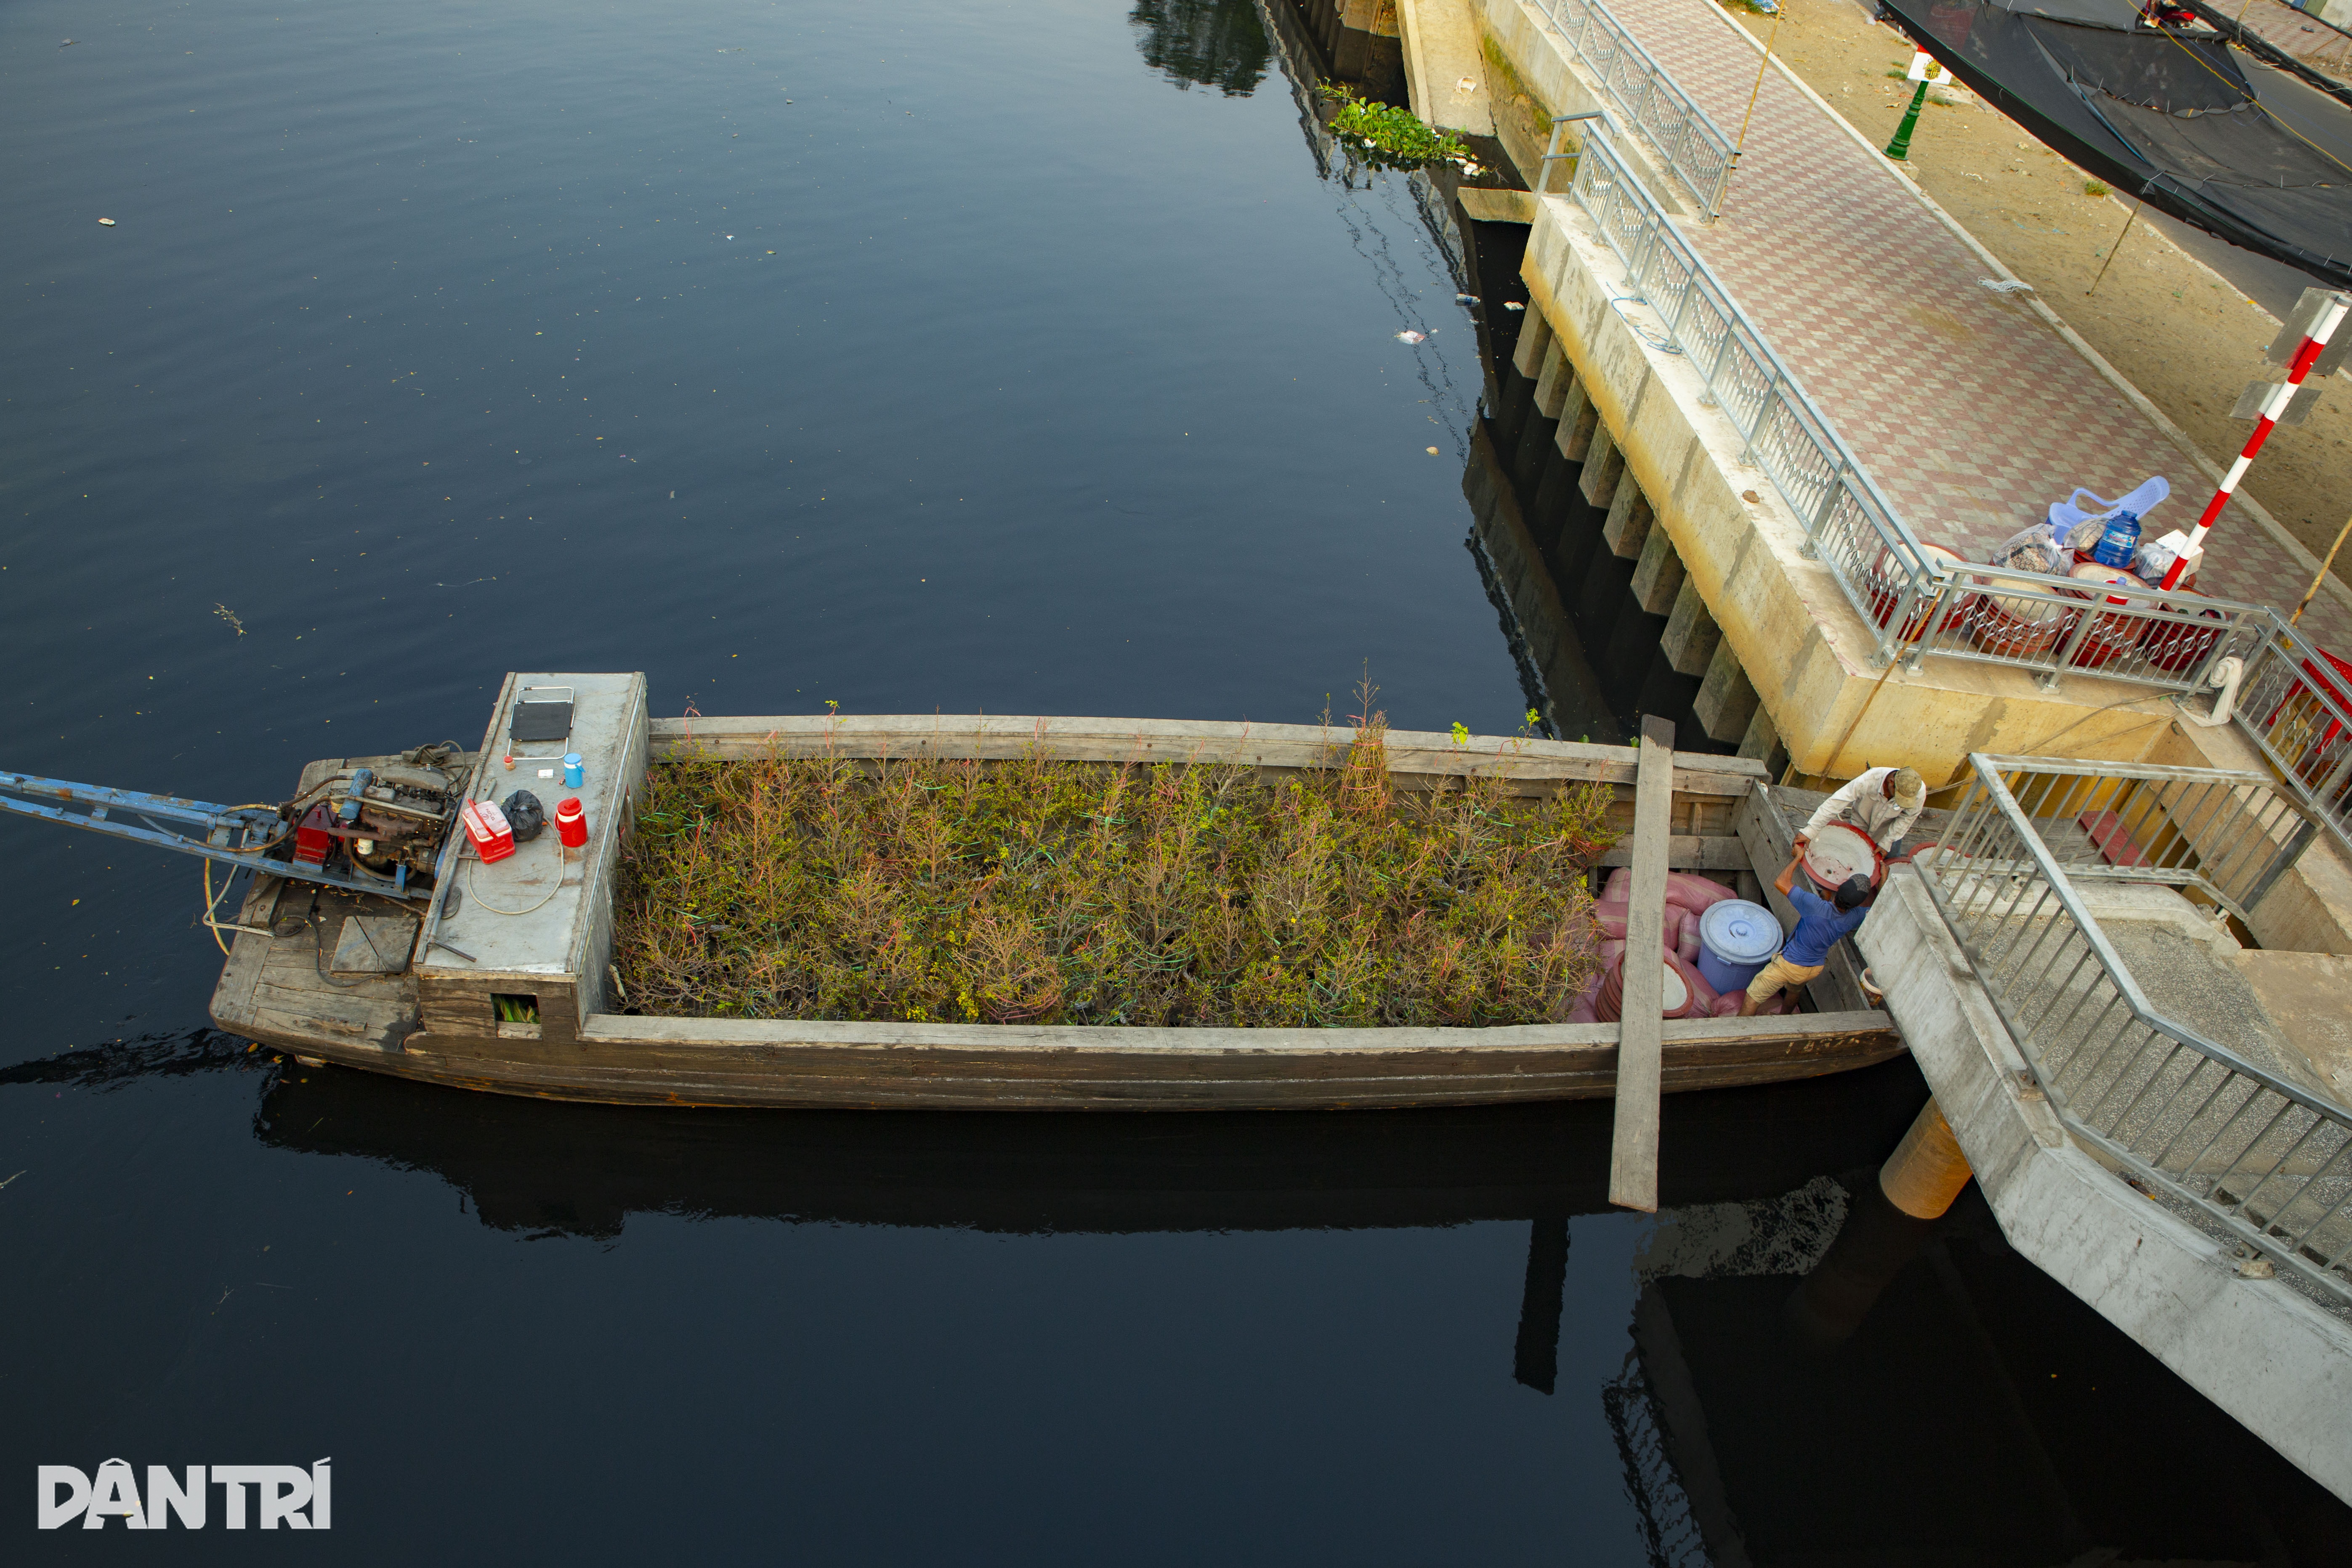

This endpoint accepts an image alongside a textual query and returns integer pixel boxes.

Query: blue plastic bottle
[2091,509,2142,569]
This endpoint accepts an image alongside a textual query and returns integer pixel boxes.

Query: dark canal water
[4,0,2347,1560]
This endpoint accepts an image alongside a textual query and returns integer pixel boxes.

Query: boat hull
[212,965,1902,1109]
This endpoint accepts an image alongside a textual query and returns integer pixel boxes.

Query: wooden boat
[204,672,1903,1109]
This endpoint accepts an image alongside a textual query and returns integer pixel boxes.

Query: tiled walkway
[1590,0,2352,651]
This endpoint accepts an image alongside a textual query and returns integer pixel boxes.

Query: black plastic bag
[502,789,547,844]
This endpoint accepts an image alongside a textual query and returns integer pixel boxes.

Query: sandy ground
[1728,0,2352,602]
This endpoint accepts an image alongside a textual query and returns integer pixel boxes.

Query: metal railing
[1919,755,2352,1304]
[1563,133,1937,649]
[2229,618,2352,857]
[1865,556,2280,694]
[1559,131,2303,690]
[1534,0,1737,217]
[1947,754,2316,922]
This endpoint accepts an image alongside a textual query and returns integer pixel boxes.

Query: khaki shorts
[1746,952,1824,1003]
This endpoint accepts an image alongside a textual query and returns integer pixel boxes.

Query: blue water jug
[2091,509,2142,569]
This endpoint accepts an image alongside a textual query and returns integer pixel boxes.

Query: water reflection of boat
[26,1031,2340,1549]
[245,1046,1932,1238]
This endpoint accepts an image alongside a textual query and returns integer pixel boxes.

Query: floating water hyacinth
[1318,82,1468,172]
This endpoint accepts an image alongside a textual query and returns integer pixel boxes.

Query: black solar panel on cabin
[510,699,574,743]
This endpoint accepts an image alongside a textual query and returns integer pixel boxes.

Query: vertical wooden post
[1609,714,1675,1213]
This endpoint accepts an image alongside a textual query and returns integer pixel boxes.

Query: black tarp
[1883,0,2352,288]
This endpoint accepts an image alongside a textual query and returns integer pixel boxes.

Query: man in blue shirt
[1738,873,1871,1016]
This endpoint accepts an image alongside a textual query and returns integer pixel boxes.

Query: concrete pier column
[1555,390,1600,462]
[1630,524,1686,616]
[1511,308,1554,380]
[1661,579,1721,678]
[1738,700,1785,774]
[1880,1098,1974,1220]
[1601,477,1653,560]
[1578,421,1624,508]
[1517,353,1574,490]
[1533,345,1577,419]
[1694,639,1760,744]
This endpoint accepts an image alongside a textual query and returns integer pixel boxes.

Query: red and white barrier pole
[2162,295,2349,590]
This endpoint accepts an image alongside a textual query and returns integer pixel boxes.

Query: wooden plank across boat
[210,672,1904,1109]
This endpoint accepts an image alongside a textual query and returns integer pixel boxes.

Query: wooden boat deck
[213,882,419,1055]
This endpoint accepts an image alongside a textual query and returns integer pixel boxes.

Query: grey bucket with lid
[1696,899,1782,994]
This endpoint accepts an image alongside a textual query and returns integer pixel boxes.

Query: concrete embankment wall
[1443,0,2352,955]
[1466,0,2202,788]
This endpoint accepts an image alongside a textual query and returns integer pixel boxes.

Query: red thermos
[555,797,588,848]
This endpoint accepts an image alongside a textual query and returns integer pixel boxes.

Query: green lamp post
[1884,80,1929,160]
[1884,51,1945,162]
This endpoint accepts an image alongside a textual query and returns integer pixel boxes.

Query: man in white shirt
[1799,766,1927,861]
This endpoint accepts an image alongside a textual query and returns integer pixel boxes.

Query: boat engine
[1,741,472,904]
[283,747,464,883]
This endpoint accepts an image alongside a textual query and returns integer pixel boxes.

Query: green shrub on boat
[613,717,1616,1028]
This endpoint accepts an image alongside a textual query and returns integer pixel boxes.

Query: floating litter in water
[1395,330,1426,343]
[725,234,734,239]
[97,218,116,226]
[1426,446,1440,455]
[1456,76,1478,93]
[1502,301,1525,311]
[1456,293,1479,305]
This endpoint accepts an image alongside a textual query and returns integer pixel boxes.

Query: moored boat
[9,673,1903,1109]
